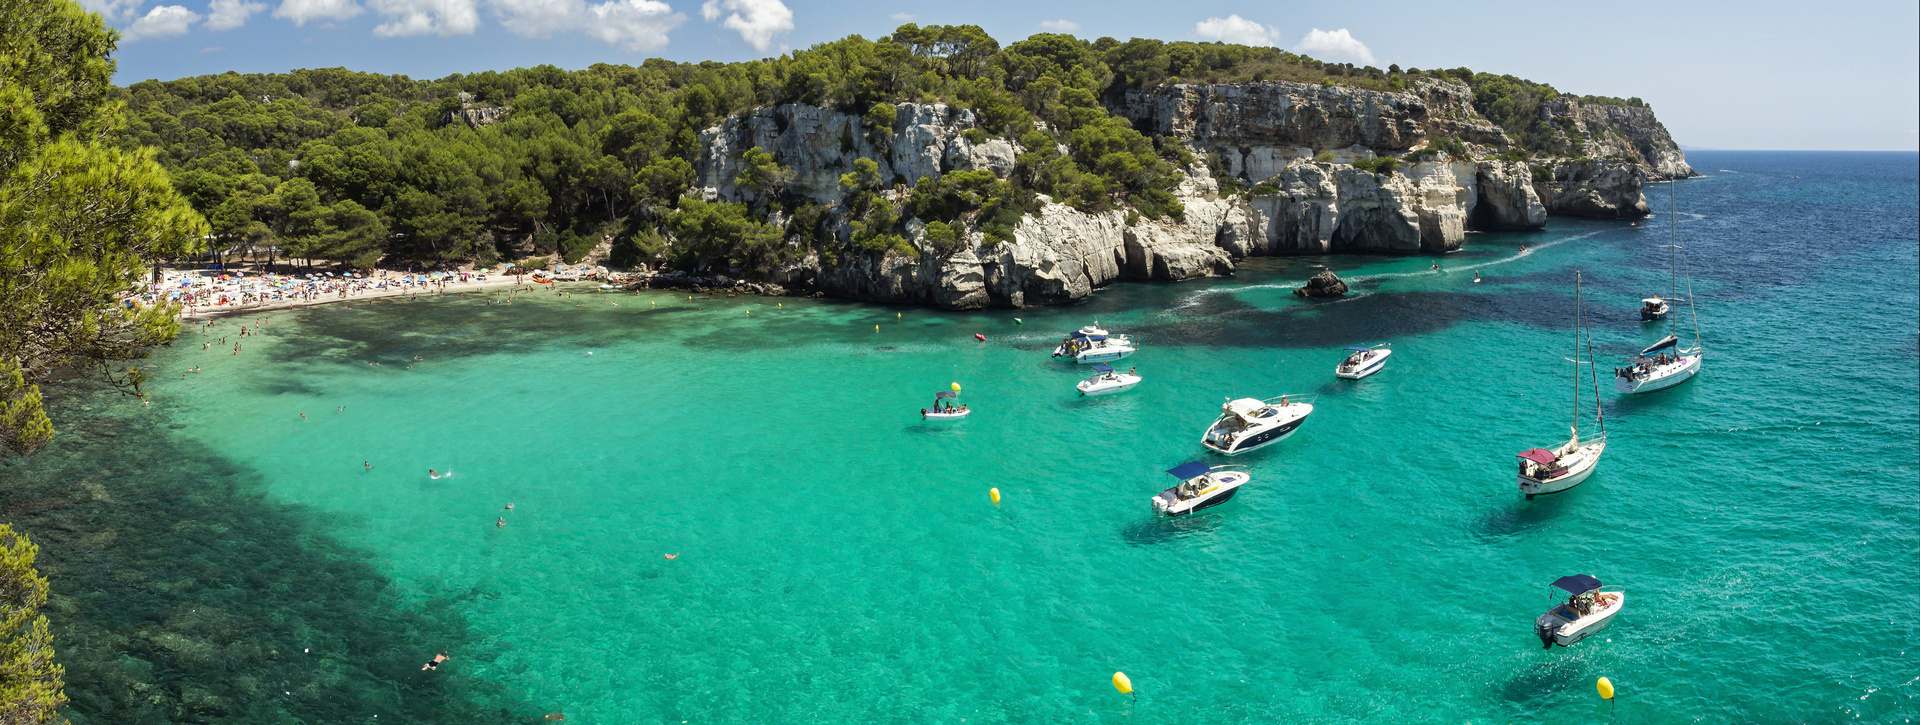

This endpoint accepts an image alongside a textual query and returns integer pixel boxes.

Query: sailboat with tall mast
[1616,179,1703,394]
[1517,271,1607,500]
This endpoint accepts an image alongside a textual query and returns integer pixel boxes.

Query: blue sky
[93,0,1918,151]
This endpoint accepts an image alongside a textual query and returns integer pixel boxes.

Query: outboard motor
[1533,612,1558,649]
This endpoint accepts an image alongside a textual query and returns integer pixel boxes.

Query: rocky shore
[683,78,1690,310]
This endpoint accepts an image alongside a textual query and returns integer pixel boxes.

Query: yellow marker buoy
[1597,677,1614,700]
[778,303,782,307]
[1112,672,1132,694]
[989,488,1000,504]
[875,324,879,331]
[896,312,901,319]
[950,382,962,392]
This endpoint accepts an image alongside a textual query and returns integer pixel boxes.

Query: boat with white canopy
[1517,271,1606,499]
[1151,462,1250,516]
[1619,178,1703,393]
[921,390,969,420]
[1533,574,1625,648]
[1334,344,1392,380]
[1201,395,1315,455]
[1076,364,1141,396]
[1052,325,1137,364]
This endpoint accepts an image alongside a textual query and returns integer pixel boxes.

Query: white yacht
[1076,364,1141,396]
[1638,297,1669,321]
[1151,462,1250,516]
[1533,575,1625,648]
[1620,178,1704,393]
[1052,325,1137,364]
[1334,344,1392,380]
[1202,395,1315,455]
[921,390,969,420]
[1615,335,1701,394]
[1518,271,1606,499]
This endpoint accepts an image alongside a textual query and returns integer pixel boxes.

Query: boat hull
[1335,350,1392,380]
[1078,376,1141,396]
[1534,591,1625,647]
[1152,472,1248,516]
[1203,416,1305,455]
[1518,440,1605,497]
[1616,354,1700,394]
[921,409,970,420]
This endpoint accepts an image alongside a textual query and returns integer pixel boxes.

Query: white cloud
[1038,19,1077,32]
[368,0,479,36]
[1193,14,1280,46]
[122,5,201,40]
[1294,27,1375,65]
[489,0,682,51]
[77,0,147,22]
[699,0,790,52]
[205,0,265,30]
[888,12,912,21]
[273,0,362,24]
[585,0,685,51]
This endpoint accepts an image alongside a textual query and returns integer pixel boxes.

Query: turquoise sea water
[7,151,1917,723]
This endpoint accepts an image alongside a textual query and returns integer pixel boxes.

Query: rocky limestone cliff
[681,83,1685,309]
[1540,97,1693,179]
[1111,79,1510,181]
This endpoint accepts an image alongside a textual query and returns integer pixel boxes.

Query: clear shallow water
[12,151,1918,723]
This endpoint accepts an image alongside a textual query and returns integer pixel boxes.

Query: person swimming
[503,503,514,511]
[429,469,440,479]
[422,652,449,671]
[496,517,505,528]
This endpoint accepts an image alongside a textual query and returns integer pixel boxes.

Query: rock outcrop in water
[687,76,1686,309]
[1295,270,1349,298]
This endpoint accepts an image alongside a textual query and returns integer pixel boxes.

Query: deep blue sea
[6,150,1916,723]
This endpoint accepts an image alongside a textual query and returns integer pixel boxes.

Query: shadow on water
[0,380,534,725]
[1492,654,1592,708]
[1118,513,1224,546]
[1472,489,1586,540]
[1133,289,1582,350]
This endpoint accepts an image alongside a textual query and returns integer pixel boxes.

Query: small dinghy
[1534,574,1625,648]
[1334,344,1391,380]
[1151,462,1250,516]
[921,389,970,420]
[1202,395,1315,455]
[1076,364,1141,396]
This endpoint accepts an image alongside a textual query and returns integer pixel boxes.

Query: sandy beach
[148,266,609,320]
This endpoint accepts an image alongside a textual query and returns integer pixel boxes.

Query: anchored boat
[1517,271,1606,499]
[1620,178,1704,393]
[1076,364,1141,396]
[1533,574,1625,648]
[1052,325,1137,364]
[921,390,969,420]
[1151,462,1250,516]
[1334,344,1392,380]
[1202,395,1315,455]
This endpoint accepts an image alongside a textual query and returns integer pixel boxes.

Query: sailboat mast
[1572,270,1581,438]
[1584,271,1605,435]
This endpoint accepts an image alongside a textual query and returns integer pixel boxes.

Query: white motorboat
[1517,271,1606,499]
[1076,364,1141,396]
[1202,395,1314,455]
[1151,462,1250,516]
[1621,178,1704,393]
[921,390,970,420]
[1052,325,1137,364]
[1639,297,1669,321]
[1334,344,1392,380]
[1615,335,1702,394]
[1533,575,1625,648]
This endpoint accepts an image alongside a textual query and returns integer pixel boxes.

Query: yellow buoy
[1111,672,1132,694]
[778,303,782,307]
[989,488,1000,504]
[896,312,901,319]
[950,382,962,392]
[875,325,880,331]
[1597,677,1614,700]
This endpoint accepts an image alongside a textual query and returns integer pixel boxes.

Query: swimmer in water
[496,517,505,528]
[429,469,439,479]
[1474,270,1482,282]
[422,652,449,671]
[364,461,372,470]
[503,503,514,511]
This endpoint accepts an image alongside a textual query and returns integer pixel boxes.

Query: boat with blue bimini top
[1076,364,1141,396]
[1201,394,1315,455]
[1052,325,1137,364]
[1334,344,1392,380]
[1151,462,1250,516]
[1533,574,1625,648]
[921,390,969,420]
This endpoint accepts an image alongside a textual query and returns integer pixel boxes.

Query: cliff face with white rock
[685,77,1687,309]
